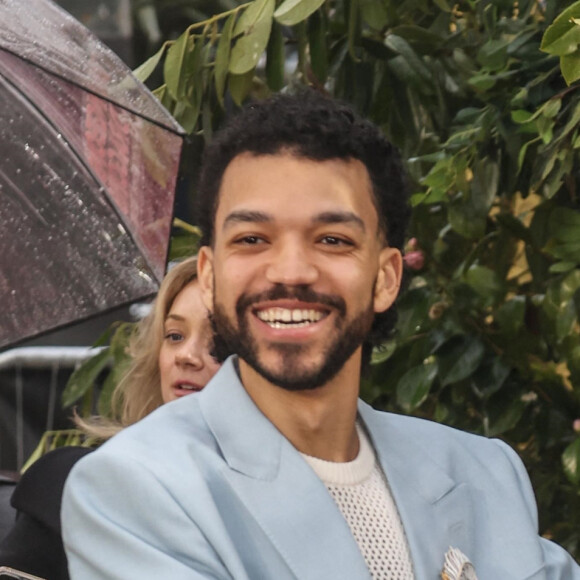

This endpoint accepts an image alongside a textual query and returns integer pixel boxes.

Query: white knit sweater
[301,425,414,579]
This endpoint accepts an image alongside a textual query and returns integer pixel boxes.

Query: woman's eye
[165,332,183,342]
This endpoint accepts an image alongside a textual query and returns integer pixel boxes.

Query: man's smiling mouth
[255,307,326,328]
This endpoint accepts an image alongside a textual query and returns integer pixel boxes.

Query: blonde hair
[76,256,201,441]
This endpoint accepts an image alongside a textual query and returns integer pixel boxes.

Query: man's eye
[320,236,352,246]
[235,235,264,245]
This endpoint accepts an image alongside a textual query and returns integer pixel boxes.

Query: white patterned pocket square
[440,546,478,580]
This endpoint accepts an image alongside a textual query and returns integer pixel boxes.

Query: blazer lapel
[199,358,371,580]
[359,402,473,579]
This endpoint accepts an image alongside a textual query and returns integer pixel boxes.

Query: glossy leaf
[133,44,165,83]
[164,30,190,99]
[437,337,486,387]
[562,52,580,85]
[562,438,580,485]
[228,69,255,106]
[495,296,526,337]
[485,399,525,437]
[230,0,274,75]
[397,360,438,412]
[61,348,111,408]
[384,34,433,85]
[541,1,580,56]
[274,0,326,27]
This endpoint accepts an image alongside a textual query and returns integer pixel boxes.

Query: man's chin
[244,352,342,392]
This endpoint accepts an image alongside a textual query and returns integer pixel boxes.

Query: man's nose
[265,241,319,286]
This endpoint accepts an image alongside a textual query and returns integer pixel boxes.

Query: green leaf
[556,299,577,342]
[215,14,236,107]
[266,20,285,90]
[477,38,509,71]
[541,1,580,56]
[472,357,512,398]
[396,360,438,412]
[561,51,580,85]
[471,156,499,215]
[230,0,274,75]
[235,0,274,35]
[464,265,504,303]
[467,73,497,92]
[133,45,165,82]
[448,201,486,240]
[512,109,533,124]
[384,34,433,85]
[549,261,577,273]
[164,30,190,99]
[495,296,526,336]
[274,0,326,27]
[485,399,525,437]
[152,84,174,110]
[229,68,255,106]
[173,100,201,133]
[62,348,111,408]
[186,29,207,111]
[438,337,486,387]
[360,0,390,31]
[562,437,580,485]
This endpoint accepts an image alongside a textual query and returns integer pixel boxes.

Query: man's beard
[210,285,375,391]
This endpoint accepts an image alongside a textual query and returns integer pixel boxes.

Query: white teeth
[256,308,324,327]
[178,384,198,391]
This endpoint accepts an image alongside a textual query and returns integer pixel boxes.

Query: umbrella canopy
[0,0,186,350]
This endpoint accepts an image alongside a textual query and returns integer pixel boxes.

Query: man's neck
[238,356,362,463]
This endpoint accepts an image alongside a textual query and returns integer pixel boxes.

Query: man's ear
[374,247,403,313]
[197,246,215,312]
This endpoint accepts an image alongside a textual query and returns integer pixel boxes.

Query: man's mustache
[235,285,347,317]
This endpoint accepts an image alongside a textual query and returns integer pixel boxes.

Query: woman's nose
[175,344,204,368]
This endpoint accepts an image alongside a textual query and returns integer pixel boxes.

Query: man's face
[198,152,402,391]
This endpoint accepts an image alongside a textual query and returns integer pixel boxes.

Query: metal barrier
[0,347,103,471]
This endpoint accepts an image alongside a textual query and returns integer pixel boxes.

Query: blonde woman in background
[78,255,221,441]
[0,256,222,580]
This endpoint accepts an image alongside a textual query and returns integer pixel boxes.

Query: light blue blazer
[62,357,579,579]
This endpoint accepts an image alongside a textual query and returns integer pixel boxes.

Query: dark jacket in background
[0,446,92,580]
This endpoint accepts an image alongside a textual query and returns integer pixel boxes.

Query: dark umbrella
[0,0,186,350]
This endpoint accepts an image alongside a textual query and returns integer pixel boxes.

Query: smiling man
[62,90,580,579]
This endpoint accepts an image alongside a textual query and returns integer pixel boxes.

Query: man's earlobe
[374,248,403,313]
[197,246,215,312]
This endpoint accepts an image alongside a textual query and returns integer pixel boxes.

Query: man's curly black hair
[196,88,411,369]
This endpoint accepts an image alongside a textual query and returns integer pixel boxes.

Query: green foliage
[62,322,134,418]
[123,0,580,558]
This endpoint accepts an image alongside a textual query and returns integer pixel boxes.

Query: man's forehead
[215,152,374,204]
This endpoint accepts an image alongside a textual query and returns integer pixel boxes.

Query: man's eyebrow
[314,211,366,232]
[223,210,273,229]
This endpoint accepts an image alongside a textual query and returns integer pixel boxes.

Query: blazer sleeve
[493,438,580,579]
[61,449,233,580]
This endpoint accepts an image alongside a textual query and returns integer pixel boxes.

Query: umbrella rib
[0,47,186,137]
[0,167,49,227]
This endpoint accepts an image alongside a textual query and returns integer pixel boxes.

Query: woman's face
[158,280,221,403]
